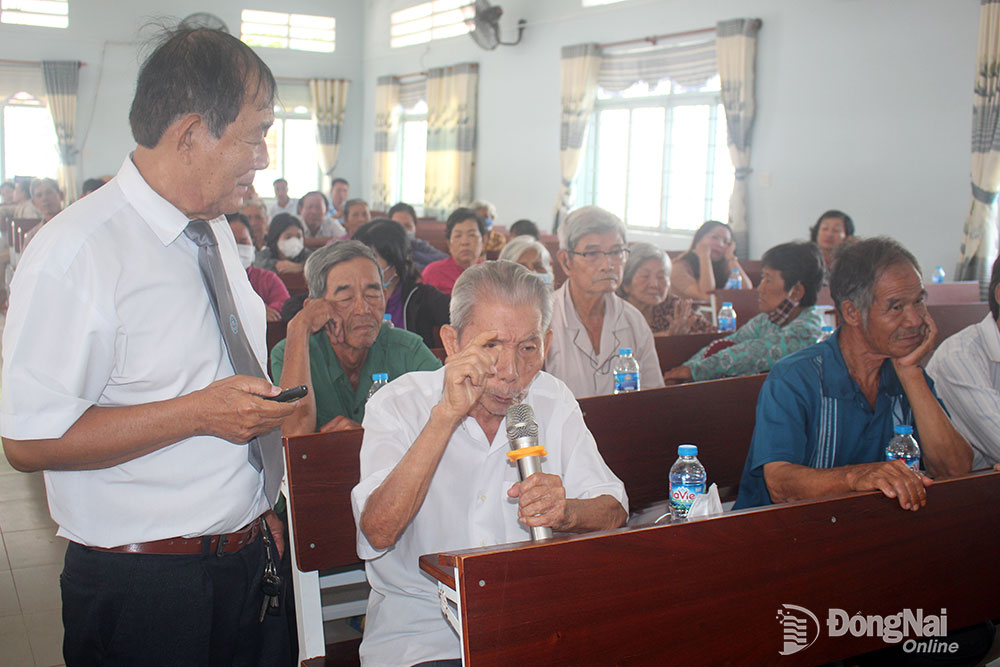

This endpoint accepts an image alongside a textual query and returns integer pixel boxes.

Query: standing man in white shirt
[352,261,628,667]
[268,177,298,219]
[1,27,298,664]
[927,255,1000,469]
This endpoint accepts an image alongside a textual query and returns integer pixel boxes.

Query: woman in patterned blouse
[616,243,714,335]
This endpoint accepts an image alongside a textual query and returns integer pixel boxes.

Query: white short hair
[558,205,626,252]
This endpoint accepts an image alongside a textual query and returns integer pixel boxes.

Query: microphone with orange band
[505,403,553,541]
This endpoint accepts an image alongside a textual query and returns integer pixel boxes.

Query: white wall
[1,0,980,275]
[362,0,979,276]
[0,0,366,195]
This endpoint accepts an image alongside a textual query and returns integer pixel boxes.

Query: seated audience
[670,220,753,301]
[12,179,40,219]
[421,208,485,295]
[616,243,713,335]
[22,178,63,248]
[0,180,13,204]
[240,198,269,250]
[254,213,312,275]
[663,242,825,383]
[342,198,372,238]
[810,209,855,270]
[508,218,540,240]
[471,199,507,252]
[546,206,664,398]
[351,260,627,665]
[353,219,451,349]
[926,254,1000,469]
[227,213,289,321]
[329,177,349,219]
[271,241,441,434]
[734,236,972,511]
[299,190,345,249]
[498,234,554,287]
[80,177,106,197]
[387,201,447,270]
[268,177,298,218]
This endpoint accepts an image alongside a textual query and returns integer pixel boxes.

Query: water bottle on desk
[724,268,742,290]
[885,425,921,471]
[717,302,737,333]
[669,445,707,521]
[931,266,946,284]
[382,313,394,328]
[367,372,388,401]
[612,348,640,394]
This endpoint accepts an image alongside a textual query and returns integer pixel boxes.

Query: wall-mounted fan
[467,0,525,51]
[178,12,230,33]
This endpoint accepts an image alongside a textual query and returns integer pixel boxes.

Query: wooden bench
[280,271,308,295]
[421,470,1000,665]
[653,331,724,372]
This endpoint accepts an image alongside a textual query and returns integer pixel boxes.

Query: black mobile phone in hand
[265,385,308,402]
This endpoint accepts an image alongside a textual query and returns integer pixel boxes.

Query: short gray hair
[616,242,670,298]
[241,198,266,214]
[558,205,626,251]
[498,235,552,273]
[304,240,381,299]
[830,236,921,326]
[469,199,496,218]
[450,260,553,335]
[30,177,60,197]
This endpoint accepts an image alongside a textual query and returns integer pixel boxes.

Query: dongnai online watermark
[777,604,955,656]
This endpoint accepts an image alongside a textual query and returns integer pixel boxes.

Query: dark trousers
[61,529,294,667]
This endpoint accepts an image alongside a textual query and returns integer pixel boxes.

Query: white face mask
[405,229,416,241]
[278,236,304,259]
[539,272,553,288]
[237,243,255,269]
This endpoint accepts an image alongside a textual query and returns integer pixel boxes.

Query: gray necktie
[185,219,283,505]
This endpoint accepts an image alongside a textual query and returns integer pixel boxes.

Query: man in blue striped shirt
[927,255,1000,470]
[734,237,972,511]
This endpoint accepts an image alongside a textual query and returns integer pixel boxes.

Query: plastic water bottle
[885,424,921,472]
[612,348,640,394]
[931,266,946,284]
[382,313,394,328]
[669,444,707,521]
[818,325,834,342]
[366,372,388,401]
[717,302,737,333]
[724,268,742,290]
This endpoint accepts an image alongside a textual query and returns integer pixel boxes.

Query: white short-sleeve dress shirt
[1,155,270,547]
[545,283,665,398]
[267,197,298,219]
[926,313,1000,469]
[351,367,627,667]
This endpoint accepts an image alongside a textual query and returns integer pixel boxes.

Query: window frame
[0,92,60,183]
[0,0,69,29]
[578,84,729,235]
[240,9,336,53]
[257,104,322,200]
[394,102,428,214]
[389,0,474,49]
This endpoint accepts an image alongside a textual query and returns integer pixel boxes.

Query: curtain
[555,44,602,232]
[372,76,401,212]
[598,35,717,92]
[957,0,1000,296]
[424,63,478,220]
[41,61,79,202]
[716,19,761,259]
[308,79,349,189]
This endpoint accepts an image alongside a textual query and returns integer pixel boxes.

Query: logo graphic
[777,604,820,656]
[230,314,239,335]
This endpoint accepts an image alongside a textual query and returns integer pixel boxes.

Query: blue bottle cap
[383,314,392,321]
[619,348,632,355]
[821,326,834,332]
[894,424,913,435]
[722,302,733,308]
[372,373,381,381]
[678,444,698,456]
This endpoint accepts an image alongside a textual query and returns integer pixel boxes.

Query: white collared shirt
[267,197,298,219]
[351,367,627,667]
[545,282,665,398]
[926,313,1000,469]
[1,155,270,547]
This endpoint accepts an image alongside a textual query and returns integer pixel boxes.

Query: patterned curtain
[424,63,478,220]
[308,79,350,190]
[716,19,762,259]
[41,61,79,202]
[372,76,401,212]
[957,0,1000,296]
[555,44,601,233]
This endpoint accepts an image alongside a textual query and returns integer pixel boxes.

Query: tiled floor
[0,442,66,667]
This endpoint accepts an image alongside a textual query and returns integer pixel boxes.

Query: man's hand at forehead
[438,330,499,421]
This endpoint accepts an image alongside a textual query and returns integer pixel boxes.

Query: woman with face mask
[663,241,826,384]
[227,214,289,321]
[497,235,555,289]
[353,218,451,349]
[254,213,312,276]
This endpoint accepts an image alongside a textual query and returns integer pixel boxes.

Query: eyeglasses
[569,247,631,264]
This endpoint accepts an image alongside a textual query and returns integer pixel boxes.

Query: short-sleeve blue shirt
[733,329,942,510]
